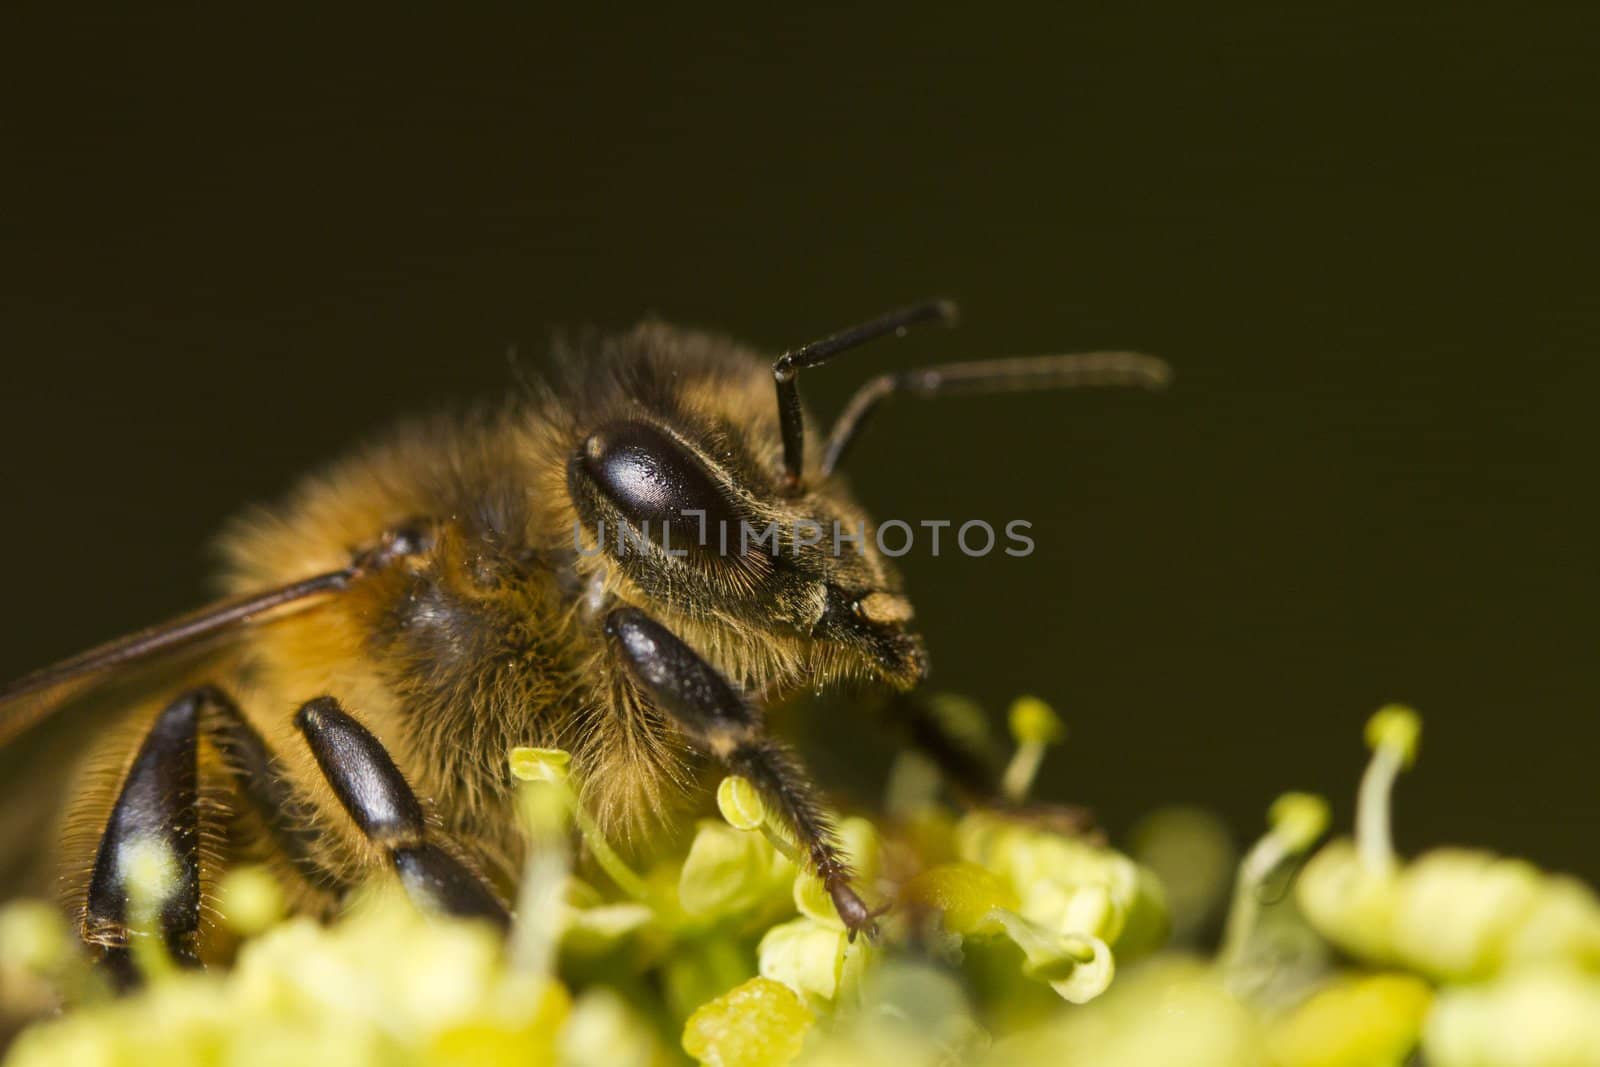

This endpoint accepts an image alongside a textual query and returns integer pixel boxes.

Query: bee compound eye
[576,421,740,550]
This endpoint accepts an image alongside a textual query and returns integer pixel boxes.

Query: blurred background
[2,10,1596,879]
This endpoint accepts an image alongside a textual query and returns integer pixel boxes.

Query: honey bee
[0,301,1168,984]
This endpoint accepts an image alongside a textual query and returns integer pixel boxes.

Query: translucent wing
[0,568,354,748]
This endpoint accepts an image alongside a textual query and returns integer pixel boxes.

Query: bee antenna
[820,350,1171,477]
[773,300,958,492]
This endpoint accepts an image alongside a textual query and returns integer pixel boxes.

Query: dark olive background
[2,10,1597,879]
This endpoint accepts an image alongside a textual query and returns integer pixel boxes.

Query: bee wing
[0,568,354,748]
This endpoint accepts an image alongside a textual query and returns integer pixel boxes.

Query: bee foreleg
[604,607,879,938]
[293,697,510,930]
[82,690,203,988]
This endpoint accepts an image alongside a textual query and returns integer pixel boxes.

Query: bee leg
[887,691,1004,804]
[293,697,510,930]
[605,607,880,938]
[202,686,352,900]
[82,690,203,988]
[888,692,1097,835]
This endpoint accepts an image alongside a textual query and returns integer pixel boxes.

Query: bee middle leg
[293,697,510,930]
[80,684,354,987]
[604,607,879,937]
[203,685,351,902]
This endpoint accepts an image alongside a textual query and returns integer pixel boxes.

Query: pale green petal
[1424,970,1600,1067]
[1269,973,1431,1067]
[681,821,787,919]
[1388,849,1543,980]
[560,989,659,1067]
[718,776,767,831]
[758,917,848,1002]
[986,908,1115,1004]
[1297,838,1399,964]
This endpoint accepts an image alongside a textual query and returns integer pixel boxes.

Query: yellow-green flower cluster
[0,696,1168,1066]
[1273,706,1600,1067]
[5,886,579,1067]
[5,696,1600,1067]
[1297,708,1600,982]
[898,806,1167,1007]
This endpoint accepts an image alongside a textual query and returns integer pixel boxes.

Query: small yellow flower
[1270,973,1432,1067]
[901,862,1018,936]
[1425,970,1600,1067]
[1270,793,1331,854]
[509,746,572,784]
[1365,705,1421,767]
[1002,696,1066,802]
[1009,695,1065,746]
[718,776,768,832]
[1297,839,1399,965]
[0,900,72,976]
[680,821,793,920]
[682,976,814,1067]
[985,908,1114,1004]
[218,866,285,939]
[758,917,851,1002]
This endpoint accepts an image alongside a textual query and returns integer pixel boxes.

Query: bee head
[562,340,928,692]
[559,308,1162,693]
